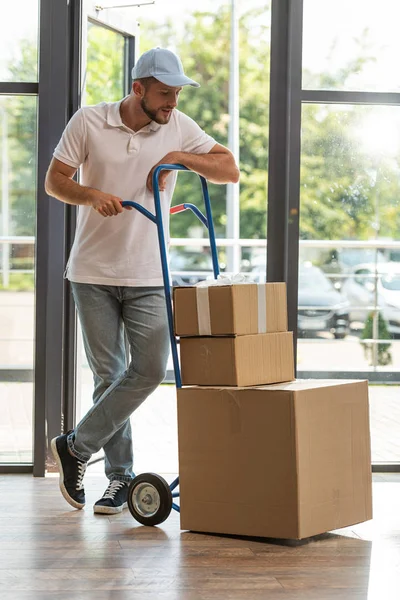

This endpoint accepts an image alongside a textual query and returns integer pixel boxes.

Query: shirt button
[128,137,138,153]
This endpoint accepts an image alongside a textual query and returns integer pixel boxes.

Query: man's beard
[140,97,171,124]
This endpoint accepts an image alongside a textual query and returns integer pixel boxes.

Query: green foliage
[6,38,38,82]
[300,103,400,241]
[1,95,37,237]
[0,272,34,291]
[5,5,400,248]
[85,24,125,105]
[139,6,270,240]
[360,311,392,366]
[1,39,38,238]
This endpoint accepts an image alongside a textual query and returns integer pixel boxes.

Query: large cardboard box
[173,282,287,336]
[177,380,372,540]
[180,331,294,387]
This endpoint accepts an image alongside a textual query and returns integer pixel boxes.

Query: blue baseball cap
[131,47,200,88]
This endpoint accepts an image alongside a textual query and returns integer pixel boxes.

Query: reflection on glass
[303,0,400,92]
[298,263,350,340]
[299,103,400,463]
[382,273,400,291]
[0,96,37,463]
[84,23,125,105]
[301,104,400,243]
[0,0,39,82]
[299,104,400,340]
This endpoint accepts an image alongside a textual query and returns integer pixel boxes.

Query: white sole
[50,437,85,510]
[93,501,128,515]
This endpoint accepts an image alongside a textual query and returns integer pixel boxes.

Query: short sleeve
[53,108,87,168]
[178,111,216,155]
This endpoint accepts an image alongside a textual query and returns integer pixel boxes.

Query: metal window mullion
[0,465,34,474]
[34,0,73,477]
[267,0,290,282]
[302,89,400,106]
[87,15,135,37]
[267,0,304,369]
[62,0,83,435]
[123,37,129,96]
[372,464,400,473]
[0,82,38,95]
[285,0,303,353]
[124,35,135,96]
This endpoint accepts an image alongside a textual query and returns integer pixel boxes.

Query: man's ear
[132,81,144,97]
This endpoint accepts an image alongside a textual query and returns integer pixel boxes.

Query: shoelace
[102,480,125,500]
[76,461,87,491]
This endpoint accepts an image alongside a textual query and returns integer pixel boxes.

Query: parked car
[297,264,350,339]
[336,248,388,272]
[169,248,227,286]
[247,262,351,338]
[320,248,388,291]
[341,262,400,336]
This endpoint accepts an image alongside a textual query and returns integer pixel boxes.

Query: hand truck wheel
[127,473,173,526]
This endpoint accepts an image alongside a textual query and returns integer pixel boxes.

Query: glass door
[74,5,137,472]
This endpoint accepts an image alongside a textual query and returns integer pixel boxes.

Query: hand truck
[121,164,219,526]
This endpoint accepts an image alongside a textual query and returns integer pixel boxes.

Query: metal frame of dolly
[121,164,219,526]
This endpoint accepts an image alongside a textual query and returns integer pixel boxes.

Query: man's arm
[147,143,240,191]
[45,158,126,217]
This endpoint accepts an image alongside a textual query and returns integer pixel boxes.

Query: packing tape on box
[257,283,267,333]
[195,275,267,335]
[196,286,212,335]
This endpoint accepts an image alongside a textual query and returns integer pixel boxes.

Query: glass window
[354,268,374,287]
[303,0,400,92]
[0,95,37,463]
[382,272,400,291]
[0,0,39,82]
[84,23,125,105]
[301,104,400,243]
[299,103,400,464]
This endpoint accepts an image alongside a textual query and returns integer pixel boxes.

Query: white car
[341,262,400,335]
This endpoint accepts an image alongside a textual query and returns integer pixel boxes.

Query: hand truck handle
[121,164,219,388]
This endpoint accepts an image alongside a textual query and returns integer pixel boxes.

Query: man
[46,47,239,514]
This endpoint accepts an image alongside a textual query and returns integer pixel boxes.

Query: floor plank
[0,475,399,599]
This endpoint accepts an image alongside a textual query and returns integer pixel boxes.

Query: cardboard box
[177,380,372,540]
[173,282,287,336]
[180,331,294,387]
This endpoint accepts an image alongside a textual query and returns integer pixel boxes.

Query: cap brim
[153,73,200,88]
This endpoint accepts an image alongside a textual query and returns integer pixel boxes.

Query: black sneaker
[50,432,87,510]
[94,481,129,514]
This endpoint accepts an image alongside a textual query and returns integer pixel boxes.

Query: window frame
[0,3,40,473]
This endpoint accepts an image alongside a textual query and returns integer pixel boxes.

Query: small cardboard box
[180,331,294,387]
[177,380,372,540]
[173,282,287,336]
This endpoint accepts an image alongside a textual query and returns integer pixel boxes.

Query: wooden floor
[0,474,399,600]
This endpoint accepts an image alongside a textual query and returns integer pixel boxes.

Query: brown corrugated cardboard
[180,331,295,387]
[177,380,372,540]
[173,282,287,336]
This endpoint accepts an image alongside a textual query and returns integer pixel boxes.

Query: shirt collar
[106,99,124,127]
[106,98,162,133]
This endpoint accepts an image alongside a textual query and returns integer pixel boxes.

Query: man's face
[140,81,182,124]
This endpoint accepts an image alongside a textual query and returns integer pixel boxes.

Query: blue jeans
[69,283,170,483]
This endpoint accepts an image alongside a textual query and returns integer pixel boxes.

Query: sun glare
[359,111,400,158]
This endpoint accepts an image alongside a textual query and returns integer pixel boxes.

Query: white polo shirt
[54,99,216,286]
